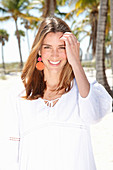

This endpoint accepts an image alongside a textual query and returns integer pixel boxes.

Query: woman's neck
[43,69,66,101]
[44,69,61,90]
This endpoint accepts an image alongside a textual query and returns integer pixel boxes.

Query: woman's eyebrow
[42,44,65,46]
[58,44,65,46]
[42,44,51,46]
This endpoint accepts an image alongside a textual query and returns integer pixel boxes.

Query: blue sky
[0,3,89,64]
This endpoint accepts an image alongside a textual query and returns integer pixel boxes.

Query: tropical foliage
[65,0,99,57]
[0,29,9,72]
[66,0,112,59]
[0,0,40,68]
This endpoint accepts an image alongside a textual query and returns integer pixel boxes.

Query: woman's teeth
[49,60,60,65]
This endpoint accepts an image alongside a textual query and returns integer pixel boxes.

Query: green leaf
[0,16,11,21]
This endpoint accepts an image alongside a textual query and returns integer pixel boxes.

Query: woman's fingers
[60,32,80,65]
[60,32,79,46]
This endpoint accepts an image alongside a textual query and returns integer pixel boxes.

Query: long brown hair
[21,16,75,100]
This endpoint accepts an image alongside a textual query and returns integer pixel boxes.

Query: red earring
[36,55,45,71]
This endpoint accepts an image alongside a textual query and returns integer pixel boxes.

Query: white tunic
[0,79,112,170]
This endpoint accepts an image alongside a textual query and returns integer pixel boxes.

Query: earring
[36,55,45,71]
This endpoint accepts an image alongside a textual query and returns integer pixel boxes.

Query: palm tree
[95,0,113,97]
[32,0,67,18]
[42,0,56,17]
[24,20,31,52]
[15,29,25,68]
[66,0,99,58]
[21,19,32,53]
[110,0,113,73]
[0,29,9,73]
[67,0,112,59]
[0,0,39,69]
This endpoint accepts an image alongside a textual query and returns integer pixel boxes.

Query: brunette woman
[0,16,112,170]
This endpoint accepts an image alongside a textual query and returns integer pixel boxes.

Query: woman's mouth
[48,60,61,65]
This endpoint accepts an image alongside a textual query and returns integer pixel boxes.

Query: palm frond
[0,16,11,21]
[19,12,41,22]
[65,9,76,19]
[0,7,8,12]
[15,29,25,37]
[0,29,9,42]
[76,9,85,16]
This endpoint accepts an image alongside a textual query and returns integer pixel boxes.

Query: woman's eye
[60,47,65,49]
[44,46,50,49]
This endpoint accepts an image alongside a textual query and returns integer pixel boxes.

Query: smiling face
[40,32,67,74]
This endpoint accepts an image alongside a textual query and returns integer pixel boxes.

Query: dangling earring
[36,54,45,71]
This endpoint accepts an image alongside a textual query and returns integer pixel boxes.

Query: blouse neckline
[38,79,75,108]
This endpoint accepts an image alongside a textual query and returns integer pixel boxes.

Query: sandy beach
[0,70,113,170]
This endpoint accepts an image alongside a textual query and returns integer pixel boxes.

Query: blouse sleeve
[78,80,112,124]
[0,85,20,170]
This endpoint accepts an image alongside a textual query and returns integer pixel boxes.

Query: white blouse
[0,79,112,170]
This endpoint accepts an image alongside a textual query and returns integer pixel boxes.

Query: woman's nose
[51,49,58,58]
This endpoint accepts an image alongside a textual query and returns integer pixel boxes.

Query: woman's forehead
[42,32,64,43]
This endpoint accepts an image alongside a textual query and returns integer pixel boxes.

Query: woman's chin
[44,65,63,74]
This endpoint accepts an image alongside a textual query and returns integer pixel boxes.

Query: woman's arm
[60,32,90,98]
[60,32,112,124]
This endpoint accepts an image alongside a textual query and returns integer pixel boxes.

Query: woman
[0,16,112,170]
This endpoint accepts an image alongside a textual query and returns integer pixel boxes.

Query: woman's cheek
[61,53,67,59]
[42,52,50,58]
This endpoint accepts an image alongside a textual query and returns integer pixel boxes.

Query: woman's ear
[38,50,41,56]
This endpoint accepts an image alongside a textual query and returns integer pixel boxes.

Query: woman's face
[40,32,67,73]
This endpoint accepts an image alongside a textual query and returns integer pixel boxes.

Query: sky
[0,18,35,63]
[0,3,89,64]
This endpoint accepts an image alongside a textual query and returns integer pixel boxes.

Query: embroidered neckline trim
[43,98,60,107]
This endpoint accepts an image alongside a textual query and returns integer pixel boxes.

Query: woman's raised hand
[60,32,90,98]
[60,32,80,67]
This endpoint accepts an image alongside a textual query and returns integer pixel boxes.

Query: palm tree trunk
[26,28,30,53]
[15,19,23,69]
[95,0,113,97]
[110,0,113,74]
[1,43,5,73]
[43,0,56,17]
[49,0,56,16]
[25,21,30,53]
